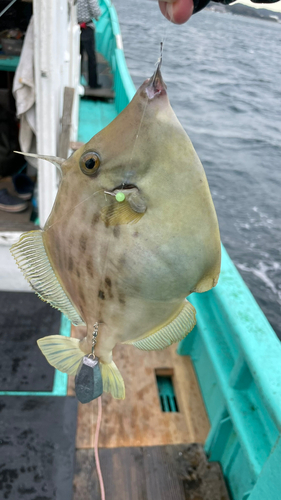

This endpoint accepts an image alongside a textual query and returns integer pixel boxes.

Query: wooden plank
[73,444,230,500]
[83,87,114,99]
[73,447,148,500]
[68,327,210,449]
[58,87,75,159]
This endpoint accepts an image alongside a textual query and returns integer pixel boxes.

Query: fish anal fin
[37,335,84,375]
[100,360,125,399]
[10,230,84,326]
[133,300,196,351]
[101,200,144,226]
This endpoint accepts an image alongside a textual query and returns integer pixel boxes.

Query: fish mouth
[104,183,139,196]
[113,183,138,192]
[146,63,167,100]
[104,183,147,214]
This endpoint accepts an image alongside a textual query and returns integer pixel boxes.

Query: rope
[94,396,105,500]
[0,0,17,19]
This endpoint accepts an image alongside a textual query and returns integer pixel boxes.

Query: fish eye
[80,151,101,176]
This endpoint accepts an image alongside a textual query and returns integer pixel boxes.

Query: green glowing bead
[115,192,125,202]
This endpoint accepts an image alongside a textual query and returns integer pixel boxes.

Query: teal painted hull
[179,246,281,500]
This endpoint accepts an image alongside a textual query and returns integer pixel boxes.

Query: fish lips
[142,66,167,100]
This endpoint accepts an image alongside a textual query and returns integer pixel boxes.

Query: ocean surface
[114,0,281,339]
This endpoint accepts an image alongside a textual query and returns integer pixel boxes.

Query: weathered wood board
[58,86,75,159]
[68,326,210,449]
[73,444,230,500]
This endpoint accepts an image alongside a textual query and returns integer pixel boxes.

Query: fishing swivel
[90,322,99,358]
[75,322,103,404]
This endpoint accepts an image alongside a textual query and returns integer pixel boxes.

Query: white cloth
[12,17,37,168]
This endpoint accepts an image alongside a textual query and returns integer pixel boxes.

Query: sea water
[114,0,281,339]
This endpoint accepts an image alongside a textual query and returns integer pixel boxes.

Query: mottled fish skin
[42,68,221,364]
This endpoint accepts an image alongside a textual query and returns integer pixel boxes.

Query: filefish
[11,65,221,400]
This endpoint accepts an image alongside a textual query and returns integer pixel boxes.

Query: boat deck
[78,52,117,141]
[78,99,117,143]
[68,332,209,448]
[69,328,229,499]
[73,444,229,500]
[0,294,230,498]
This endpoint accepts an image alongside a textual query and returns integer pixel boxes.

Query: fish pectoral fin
[100,360,125,399]
[37,335,84,375]
[101,199,144,226]
[133,300,196,351]
[10,230,84,326]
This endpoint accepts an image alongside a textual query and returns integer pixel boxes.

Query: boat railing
[179,244,281,500]
[95,0,136,112]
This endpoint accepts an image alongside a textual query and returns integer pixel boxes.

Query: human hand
[158,0,194,24]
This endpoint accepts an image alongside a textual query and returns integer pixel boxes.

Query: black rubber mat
[0,291,60,392]
[0,396,78,500]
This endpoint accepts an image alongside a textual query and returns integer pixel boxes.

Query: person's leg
[81,27,99,88]
[80,30,86,81]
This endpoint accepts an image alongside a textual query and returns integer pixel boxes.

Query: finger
[158,0,194,24]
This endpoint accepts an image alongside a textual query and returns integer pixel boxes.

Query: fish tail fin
[37,335,84,375]
[100,360,125,400]
[38,335,125,399]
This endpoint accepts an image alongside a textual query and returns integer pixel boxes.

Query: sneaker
[13,173,34,200]
[0,188,28,212]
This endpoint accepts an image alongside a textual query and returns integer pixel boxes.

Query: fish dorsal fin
[101,200,144,226]
[131,300,196,351]
[10,230,84,326]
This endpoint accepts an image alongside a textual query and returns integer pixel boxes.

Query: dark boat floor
[0,291,60,392]
[0,292,78,500]
[0,289,230,499]
[73,444,230,500]
[0,396,78,500]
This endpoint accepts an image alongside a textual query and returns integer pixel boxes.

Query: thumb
[158,0,194,24]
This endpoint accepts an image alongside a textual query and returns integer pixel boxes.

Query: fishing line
[87,200,119,500]
[94,396,105,500]
[128,2,172,166]
[44,189,104,231]
[128,50,163,166]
